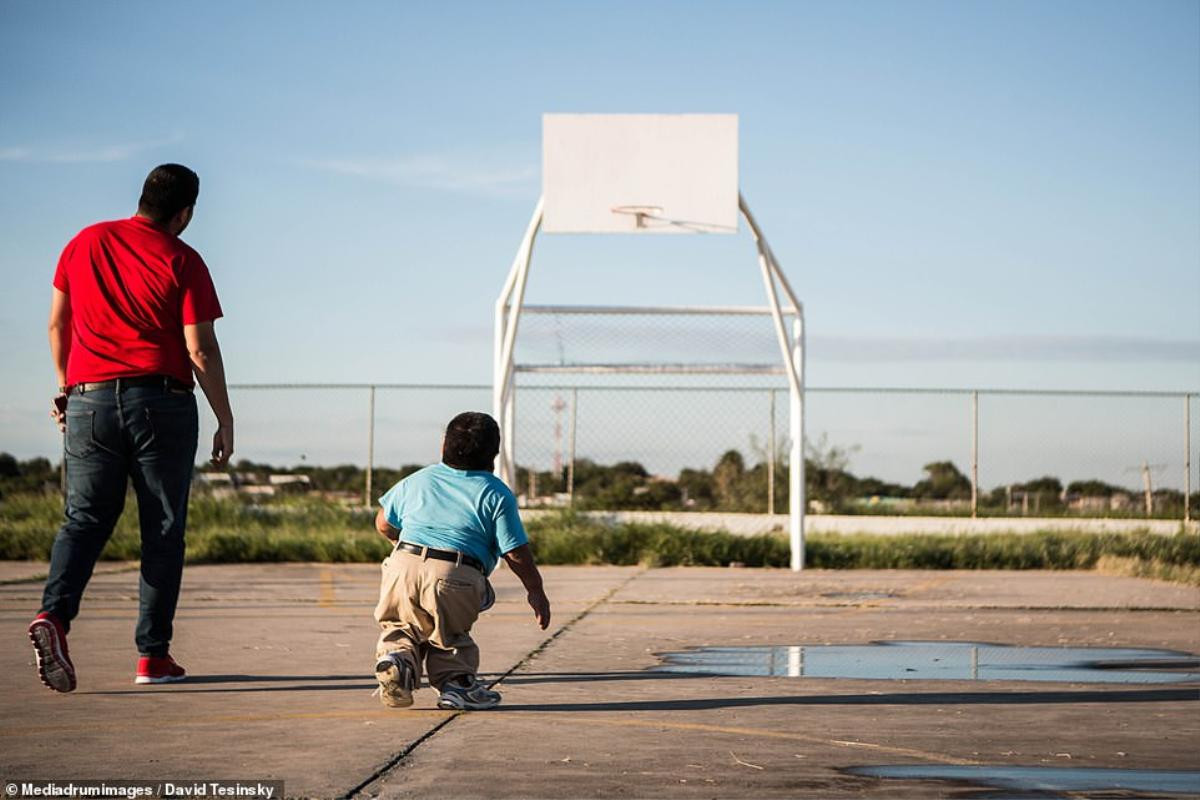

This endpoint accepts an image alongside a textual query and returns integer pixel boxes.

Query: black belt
[396,542,484,573]
[68,374,192,395]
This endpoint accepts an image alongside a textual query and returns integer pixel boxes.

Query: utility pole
[1141,462,1153,517]
[1126,461,1166,518]
[970,391,979,519]
[1185,394,1192,526]
[365,385,376,508]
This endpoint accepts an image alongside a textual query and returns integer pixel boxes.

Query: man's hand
[502,544,550,629]
[48,289,71,417]
[50,393,67,433]
[211,423,234,467]
[526,588,551,630]
[185,321,235,468]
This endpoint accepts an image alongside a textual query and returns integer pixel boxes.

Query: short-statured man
[29,163,233,691]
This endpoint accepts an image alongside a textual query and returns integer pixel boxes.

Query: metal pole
[365,385,376,507]
[567,387,577,507]
[971,391,979,519]
[520,304,779,316]
[504,376,516,494]
[740,195,805,571]
[791,314,805,571]
[768,389,776,516]
[1185,394,1192,526]
[494,198,544,489]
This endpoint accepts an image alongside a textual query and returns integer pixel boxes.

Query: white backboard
[543,113,738,234]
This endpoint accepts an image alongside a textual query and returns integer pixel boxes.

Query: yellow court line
[318,569,336,607]
[527,715,982,766]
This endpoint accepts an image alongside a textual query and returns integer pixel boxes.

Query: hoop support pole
[494,196,544,487]
[740,193,805,571]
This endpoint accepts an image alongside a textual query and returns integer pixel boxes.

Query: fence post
[365,385,376,508]
[1186,393,1192,527]
[768,389,776,516]
[970,390,979,519]
[567,387,577,507]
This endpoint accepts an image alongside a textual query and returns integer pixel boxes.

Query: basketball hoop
[497,113,807,570]
[611,205,664,229]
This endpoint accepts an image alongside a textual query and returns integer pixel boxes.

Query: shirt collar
[130,214,168,232]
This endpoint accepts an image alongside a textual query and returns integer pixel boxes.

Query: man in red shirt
[28,164,234,692]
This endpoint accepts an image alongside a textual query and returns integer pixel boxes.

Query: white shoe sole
[436,693,500,710]
[134,674,186,684]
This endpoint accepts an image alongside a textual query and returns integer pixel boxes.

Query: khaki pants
[374,547,486,691]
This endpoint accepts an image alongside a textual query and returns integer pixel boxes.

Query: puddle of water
[845,765,1200,797]
[653,641,1200,684]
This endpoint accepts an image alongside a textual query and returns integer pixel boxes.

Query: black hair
[137,164,199,223]
[442,412,501,471]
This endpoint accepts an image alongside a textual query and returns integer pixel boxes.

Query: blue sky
[1,0,1197,486]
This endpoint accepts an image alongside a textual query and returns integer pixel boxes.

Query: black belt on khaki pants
[68,374,192,395]
[396,541,484,573]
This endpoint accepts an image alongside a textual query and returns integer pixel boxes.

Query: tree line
[520,450,1196,515]
[3,450,1195,516]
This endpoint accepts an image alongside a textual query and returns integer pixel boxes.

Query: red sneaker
[135,655,187,684]
[28,612,77,693]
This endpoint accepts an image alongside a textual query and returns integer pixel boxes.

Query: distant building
[268,474,312,493]
[1067,495,1109,513]
[1067,492,1133,513]
[193,470,312,498]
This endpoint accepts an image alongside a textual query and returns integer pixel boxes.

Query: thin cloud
[302,153,537,195]
[811,335,1200,363]
[448,323,1199,365]
[0,133,184,164]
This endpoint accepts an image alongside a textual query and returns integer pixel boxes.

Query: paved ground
[1,563,1197,799]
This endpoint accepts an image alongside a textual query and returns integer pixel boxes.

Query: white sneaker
[437,675,501,710]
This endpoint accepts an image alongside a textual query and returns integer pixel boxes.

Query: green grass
[1094,554,1200,586]
[526,512,788,567]
[0,493,389,563]
[525,512,1200,576]
[2,495,1197,582]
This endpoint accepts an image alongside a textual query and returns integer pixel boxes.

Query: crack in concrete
[340,568,647,798]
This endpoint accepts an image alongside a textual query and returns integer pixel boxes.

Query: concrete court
[1,562,1198,799]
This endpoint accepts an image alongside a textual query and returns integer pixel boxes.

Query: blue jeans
[40,383,199,656]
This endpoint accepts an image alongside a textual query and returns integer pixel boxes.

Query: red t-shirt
[52,216,223,386]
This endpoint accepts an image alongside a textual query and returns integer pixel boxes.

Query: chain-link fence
[203,383,1196,523]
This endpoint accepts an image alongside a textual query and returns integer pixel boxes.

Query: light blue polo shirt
[378,462,528,575]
